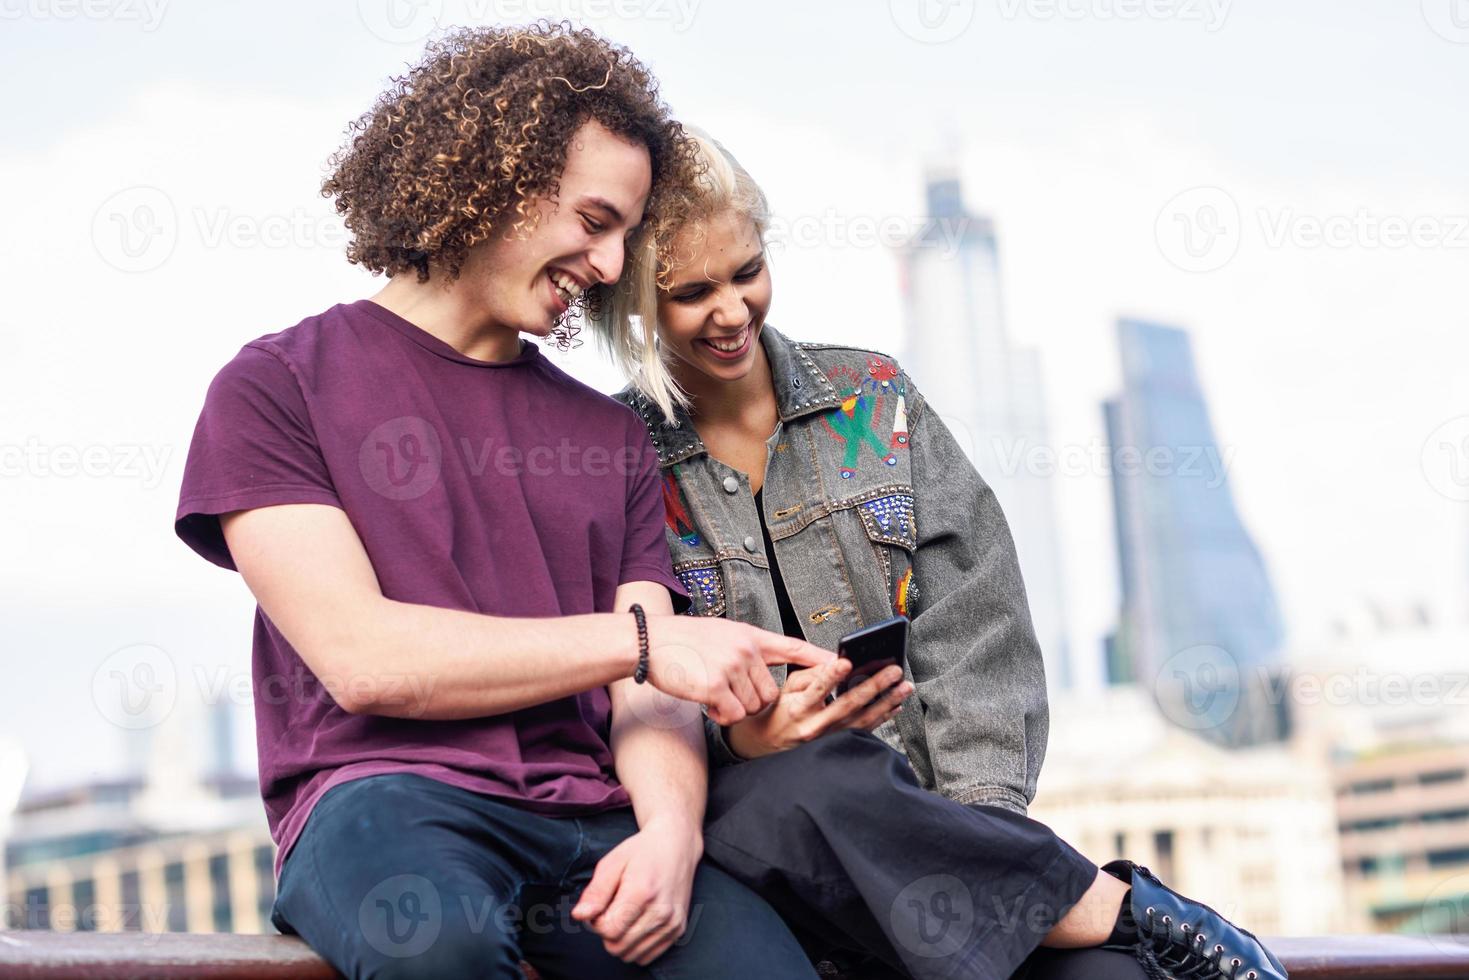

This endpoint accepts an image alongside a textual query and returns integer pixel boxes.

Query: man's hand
[643,616,835,726]
[726,660,913,760]
[571,817,702,966]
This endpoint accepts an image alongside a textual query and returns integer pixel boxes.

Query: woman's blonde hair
[594,126,771,422]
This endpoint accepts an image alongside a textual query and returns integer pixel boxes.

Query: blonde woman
[590,129,1288,980]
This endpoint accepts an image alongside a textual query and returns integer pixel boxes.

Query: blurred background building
[1029,685,1350,938]
[1102,318,1290,748]
[897,163,1074,692]
[1289,619,1469,936]
[2,703,277,936]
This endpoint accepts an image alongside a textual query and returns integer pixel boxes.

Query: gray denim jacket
[615,326,1049,814]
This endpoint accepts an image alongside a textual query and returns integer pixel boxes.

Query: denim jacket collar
[627,324,845,468]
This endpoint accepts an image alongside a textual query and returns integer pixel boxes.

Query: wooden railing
[2,931,1468,978]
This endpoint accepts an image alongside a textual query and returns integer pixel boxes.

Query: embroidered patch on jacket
[821,363,904,477]
[891,393,909,449]
[858,493,917,548]
[894,566,915,617]
[866,355,899,390]
[661,467,700,546]
[675,564,725,617]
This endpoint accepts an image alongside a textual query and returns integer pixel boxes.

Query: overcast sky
[3,0,1467,791]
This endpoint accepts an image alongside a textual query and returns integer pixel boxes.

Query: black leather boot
[1099,860,1288,979]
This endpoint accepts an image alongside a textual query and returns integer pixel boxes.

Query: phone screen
[835,615,909,695]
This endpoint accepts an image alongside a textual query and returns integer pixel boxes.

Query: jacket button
[722,476,740,493]
[743,535,759,553]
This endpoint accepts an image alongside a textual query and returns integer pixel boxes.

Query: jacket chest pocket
[672,556,727,618]
[852,489,919,619]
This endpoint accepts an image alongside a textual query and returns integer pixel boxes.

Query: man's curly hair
[322,21,699,300]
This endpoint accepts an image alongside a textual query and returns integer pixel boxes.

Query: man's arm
[221,503,832,722]
[572,580,707,965]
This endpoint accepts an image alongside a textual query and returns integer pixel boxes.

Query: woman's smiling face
[655,209,772,390]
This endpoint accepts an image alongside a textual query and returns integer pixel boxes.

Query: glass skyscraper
[1104,318,1289,746]
[897,166,1072,691]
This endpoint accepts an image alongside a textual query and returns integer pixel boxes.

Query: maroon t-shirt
[175,299,685,877]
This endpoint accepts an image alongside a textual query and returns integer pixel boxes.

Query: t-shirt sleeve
[175,344,342,570]
[619,424,691,613]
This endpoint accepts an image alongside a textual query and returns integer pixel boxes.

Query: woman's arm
[903,373,1050,814]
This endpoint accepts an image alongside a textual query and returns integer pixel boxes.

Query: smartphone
[835,615,910,696]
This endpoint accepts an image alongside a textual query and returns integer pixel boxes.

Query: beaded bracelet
[630,603,650,684]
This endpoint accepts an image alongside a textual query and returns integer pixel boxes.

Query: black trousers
[703,731,1147,980]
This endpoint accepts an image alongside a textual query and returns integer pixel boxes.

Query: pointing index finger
[763,636,835,669]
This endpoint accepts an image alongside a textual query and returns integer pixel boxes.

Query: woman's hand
[724,659,913,760]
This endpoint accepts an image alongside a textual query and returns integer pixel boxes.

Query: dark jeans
[703,731,1147,980]
[271,773,818,980]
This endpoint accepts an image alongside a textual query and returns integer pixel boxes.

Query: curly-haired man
[175,23,829,979]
